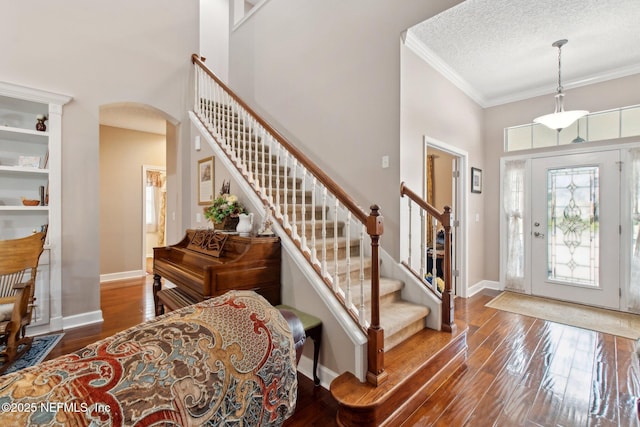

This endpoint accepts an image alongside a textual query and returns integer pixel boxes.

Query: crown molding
[404,32,640,108]
[0,81,72,105]
[404,31,487,107]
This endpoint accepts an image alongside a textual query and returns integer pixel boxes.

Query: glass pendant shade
[534,110,589,131]
[534,103,589,131]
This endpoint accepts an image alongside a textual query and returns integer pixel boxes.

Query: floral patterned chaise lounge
[0,290,300,426]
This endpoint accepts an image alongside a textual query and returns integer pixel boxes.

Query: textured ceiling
[407,0,640,107]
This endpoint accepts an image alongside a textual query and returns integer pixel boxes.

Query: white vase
[236,213,253,236]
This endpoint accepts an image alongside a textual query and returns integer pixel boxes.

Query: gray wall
[3,1,199,319]
[228,0,463,260]
[400,43,485,288]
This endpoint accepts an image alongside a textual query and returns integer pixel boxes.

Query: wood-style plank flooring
[46,279,639,426]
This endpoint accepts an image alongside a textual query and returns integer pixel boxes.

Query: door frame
[142,165,166,273]
[424,136,468,297]
[500,139,640,312]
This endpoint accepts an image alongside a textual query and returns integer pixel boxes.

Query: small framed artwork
[198,156,215,205]
[471,167,482,194]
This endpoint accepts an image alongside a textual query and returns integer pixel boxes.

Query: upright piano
[152,229,281,315]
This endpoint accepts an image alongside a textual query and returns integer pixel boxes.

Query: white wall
[3,1,199,319]
[228,0,462,260]
[200,0,230,83]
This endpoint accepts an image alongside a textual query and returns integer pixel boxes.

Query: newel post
[441,206,457,333]
[366,205,388,386]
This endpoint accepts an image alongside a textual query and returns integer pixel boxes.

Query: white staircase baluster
[291,158,298,239]
[275,145,282,219]
[311,177,317,265]
[300,170,307,251]
[321,187,328,278]
[283,153,289,229]
[268,136,274,206]
[260,127,266,195]
[358,224,366,327]
[432,217,438,292]
[345,213,352,310]
[333,199,340,292]
[407,199,412,268]
[420,209,426,279]
[194,66,199,113]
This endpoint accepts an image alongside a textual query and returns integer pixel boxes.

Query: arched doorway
[98,103,178,282]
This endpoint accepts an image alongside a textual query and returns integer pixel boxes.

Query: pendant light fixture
[533,39,588,131]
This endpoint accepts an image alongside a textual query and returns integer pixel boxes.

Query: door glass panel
[547,166,599,287]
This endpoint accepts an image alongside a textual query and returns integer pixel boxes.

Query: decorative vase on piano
[236,213,253,236]
[213,216,239,231]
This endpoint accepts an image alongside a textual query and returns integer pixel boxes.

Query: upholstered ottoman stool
[276,305,322,386]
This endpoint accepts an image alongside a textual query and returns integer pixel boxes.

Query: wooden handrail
[192,54,368,224]
[193,55,387,385]
[399,182,456,333]
[399,182,450,228]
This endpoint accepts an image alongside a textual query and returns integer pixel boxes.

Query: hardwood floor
[46,280,639,426]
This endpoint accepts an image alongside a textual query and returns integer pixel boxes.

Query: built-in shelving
[0,81,72,333]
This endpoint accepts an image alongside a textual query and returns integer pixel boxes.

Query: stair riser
[384,319,425,352]
[217,131,262,144]
[333,332,468,427]
[280,204,326,219]
[241,163,288,176]
[299,222,344,239]
[314,242,362,260]
[346,288,400,307]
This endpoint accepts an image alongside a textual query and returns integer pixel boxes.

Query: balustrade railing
[192,55,387,385]
[400,182,456,333]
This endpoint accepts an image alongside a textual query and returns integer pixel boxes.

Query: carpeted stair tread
[341,277,403,305]
[380,300,430,342]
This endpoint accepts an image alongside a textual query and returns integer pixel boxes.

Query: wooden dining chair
[0,231,46,373]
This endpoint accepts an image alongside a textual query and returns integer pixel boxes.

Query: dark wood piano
[152,229,281,315]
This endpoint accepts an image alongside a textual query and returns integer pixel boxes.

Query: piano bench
[276,305,322,386]
[157,287,198,313]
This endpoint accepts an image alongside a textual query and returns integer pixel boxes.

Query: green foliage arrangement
[204,193,246,224]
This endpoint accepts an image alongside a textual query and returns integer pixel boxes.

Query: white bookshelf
[0,81,72,331]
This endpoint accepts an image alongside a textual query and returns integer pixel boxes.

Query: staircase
[204,100,430,353]
[191,55,468,427]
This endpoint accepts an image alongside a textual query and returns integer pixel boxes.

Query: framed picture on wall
[471,167,482,194]
[198,156,215,205]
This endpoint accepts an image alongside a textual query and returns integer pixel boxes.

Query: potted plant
[204,181,246,230]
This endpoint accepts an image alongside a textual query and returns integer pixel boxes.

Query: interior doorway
[99,103,174,282]
[143,166,167,274]
[424,136,468,296]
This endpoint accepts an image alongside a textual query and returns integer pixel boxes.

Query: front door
[531,151,620,309]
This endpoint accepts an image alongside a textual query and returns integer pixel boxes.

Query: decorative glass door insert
[531,151,619,309]
[547,166,599,287]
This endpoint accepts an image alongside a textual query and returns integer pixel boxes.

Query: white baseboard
[467,280,502,298]
[62,310,104,330]
[296,354,336,390]
[100,270,146,283]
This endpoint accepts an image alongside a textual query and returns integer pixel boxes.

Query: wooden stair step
[309,236,361,258]
[330,326,468,427]
[380,301,430,351]
[297,219,345,239]
[342,277,403,306]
